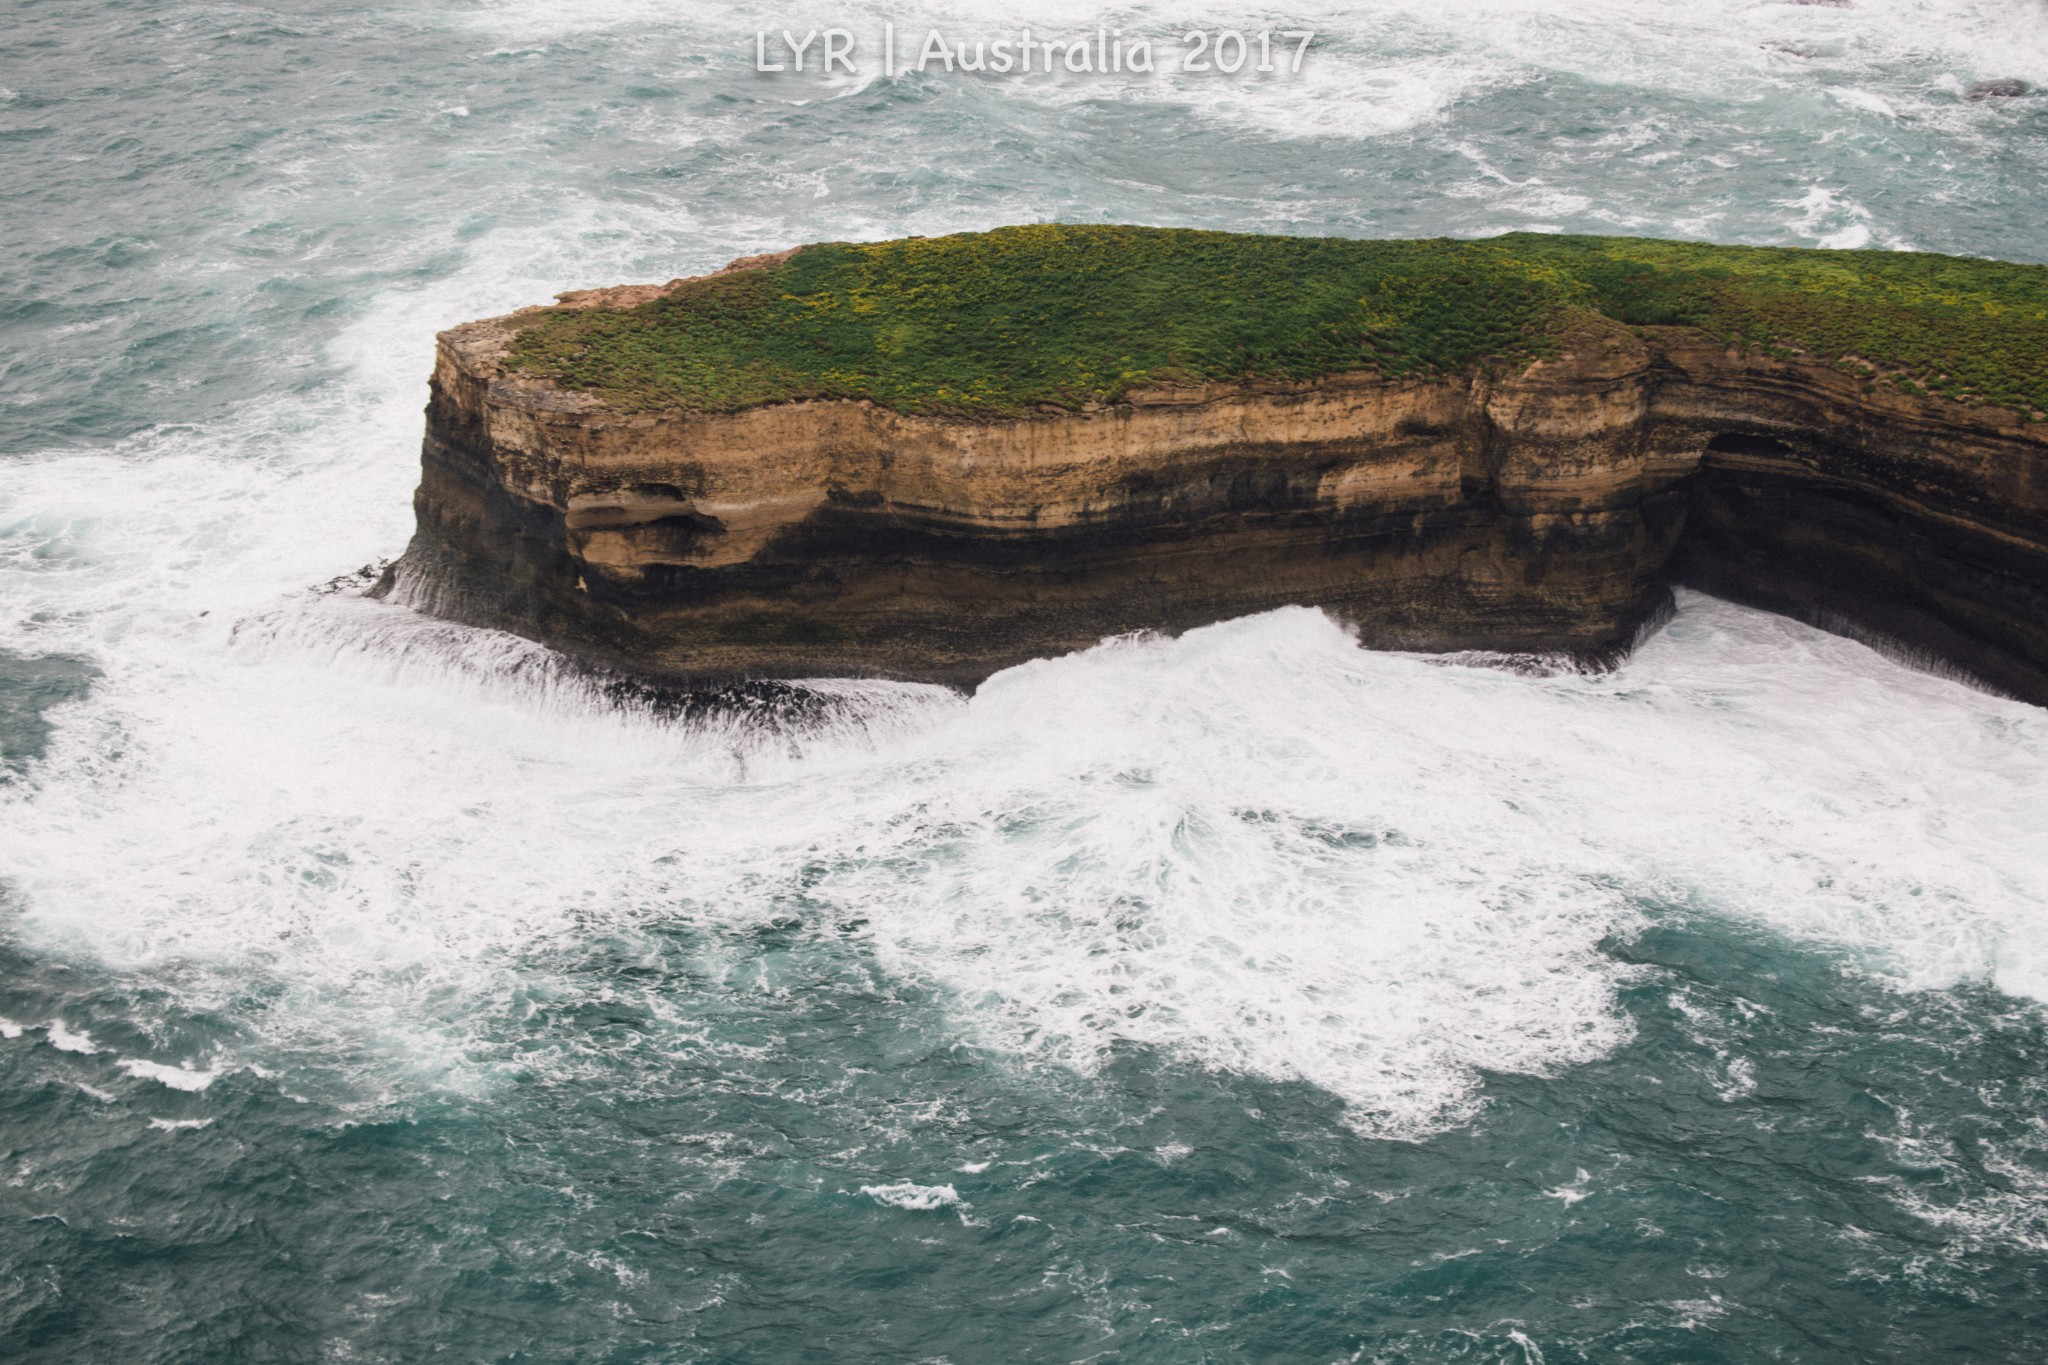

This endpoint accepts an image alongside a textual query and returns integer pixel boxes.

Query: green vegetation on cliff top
[507,224,2048,419]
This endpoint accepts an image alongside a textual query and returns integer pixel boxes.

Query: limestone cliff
[382,242,2048,702]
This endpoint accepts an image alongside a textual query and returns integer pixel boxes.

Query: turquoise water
[4,3,2048,1359]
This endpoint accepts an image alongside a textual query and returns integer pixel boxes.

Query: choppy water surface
[3,2,2048,1359]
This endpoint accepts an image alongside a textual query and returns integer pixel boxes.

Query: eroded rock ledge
[382,253,2048,702]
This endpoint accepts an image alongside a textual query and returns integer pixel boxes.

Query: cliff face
[384,277,2048,702]
[1650,333,2048,703]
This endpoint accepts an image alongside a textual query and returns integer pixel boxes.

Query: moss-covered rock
[507,224,2048,419]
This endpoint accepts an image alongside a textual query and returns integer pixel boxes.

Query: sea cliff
[380,227,2048,700]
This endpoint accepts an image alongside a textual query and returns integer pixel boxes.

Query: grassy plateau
[506,224,2048,419]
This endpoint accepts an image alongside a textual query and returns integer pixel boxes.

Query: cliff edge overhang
[380,227,2048,703]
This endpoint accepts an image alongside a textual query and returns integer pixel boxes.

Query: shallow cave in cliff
[1705,431,1796,458]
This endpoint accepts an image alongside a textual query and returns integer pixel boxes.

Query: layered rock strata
[383,271,2048,702]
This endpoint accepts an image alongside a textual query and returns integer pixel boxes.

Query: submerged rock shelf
[382,226,2048,701]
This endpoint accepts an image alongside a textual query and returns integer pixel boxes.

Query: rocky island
[379,226,2048,702]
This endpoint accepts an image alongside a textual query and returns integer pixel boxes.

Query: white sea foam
[1546,1169,1595,1205]
[860,1180,964,1210]
[1781,184,1890,249]
[2,0,2045,1144]
[418,0,2048,256]
[455,0,2048,92]
[44,1022,99,1054]
[1874,1096,2048,1256]
[7,581,2043,1139]
[119,1058,225,1092]
[371,0,1678,181]
[2,205,2043,1134]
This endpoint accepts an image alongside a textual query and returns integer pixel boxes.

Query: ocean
[2,2,2047,1359]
